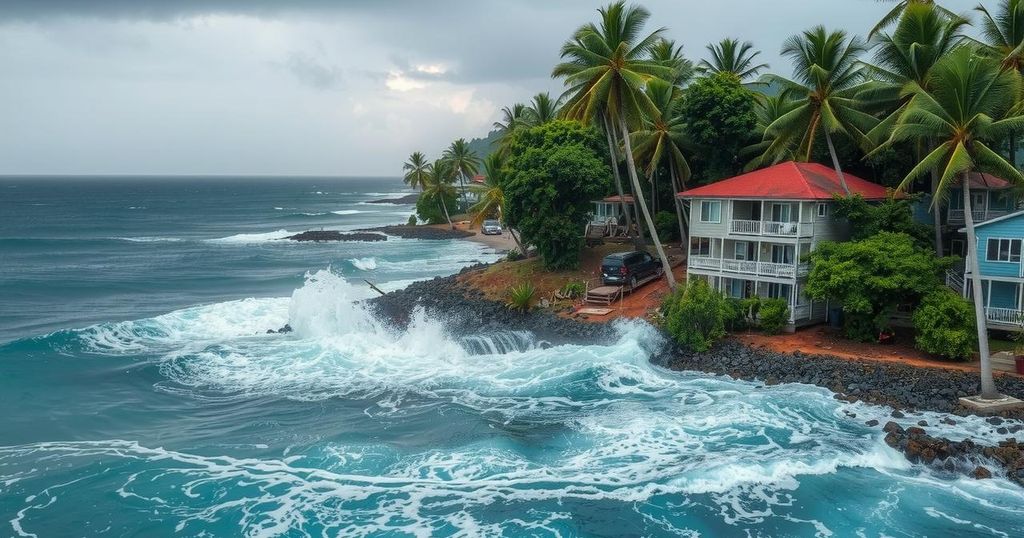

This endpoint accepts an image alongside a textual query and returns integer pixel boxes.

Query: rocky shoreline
[287,230,387,242]
[365,193,419,205]
[367,268,1024,486]
[358,225,474,240]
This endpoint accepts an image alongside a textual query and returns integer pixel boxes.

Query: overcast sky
[0,0,982,176]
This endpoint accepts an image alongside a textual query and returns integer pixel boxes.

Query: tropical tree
[423,159,458,229]
[631,78,690,243]
[493,103,532,156]
[402,151,431,190]
[649,38,695,86]
[758,26,876,194]
[882,46,1024,400]
[861,2,969,254]
[697,38,769,80]
[976,0,1024,166]
[469,153,526,252]
[681,71,759,180]
[553,1,677,289]
[442,139,481,212]
[743,90,801,169]
[869,0,957,37]
[526,92,563,125]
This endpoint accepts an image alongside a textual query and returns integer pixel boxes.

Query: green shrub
[662,279,729,352]
[506,249,524,262]
[758,298,790,335]
[415,188,459,225]
[913,289,977,361]
[654,211,680,242]
[406,214,417,226]
[560,280,586,299]
[505,282,536,312]
[724,298,749,331]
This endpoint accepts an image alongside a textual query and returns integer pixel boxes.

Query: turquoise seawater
[2,177,1023,537]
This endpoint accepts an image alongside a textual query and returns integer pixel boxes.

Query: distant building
[678,161,889,330]
[914,173,1021,257]
[955,210,1024,330]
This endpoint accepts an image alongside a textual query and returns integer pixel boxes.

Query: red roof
[677,162,889,201]
[968,172,1013,190]
[602,194,635,203]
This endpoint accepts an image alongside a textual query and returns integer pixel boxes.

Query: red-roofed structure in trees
[677,161,888,201]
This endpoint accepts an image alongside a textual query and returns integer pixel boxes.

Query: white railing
[986,307,1023,325]
[791,304,811,321]
[729,220,813,237]
[945,269,964,294]
[949,209,1011,223]
[730,219,761,235]
[689,257,808,279]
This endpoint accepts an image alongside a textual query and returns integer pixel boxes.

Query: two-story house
[914,173,1020,257]
[678,161,889,330]
[956,210,1024,330]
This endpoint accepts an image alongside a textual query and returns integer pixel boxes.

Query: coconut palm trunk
[931,168,943,256]
[618,114,676,289]
[439,197,454,230]
[962,174,999,399]
[824,130,850,195]
[602,114,640,247]
[668,159,687,245]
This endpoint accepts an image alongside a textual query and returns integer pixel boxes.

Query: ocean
[1,177,1023,537]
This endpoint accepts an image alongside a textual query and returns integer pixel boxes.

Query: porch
[729,200,814,238]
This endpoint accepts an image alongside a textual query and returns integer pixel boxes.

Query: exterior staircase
[945,269,964,295]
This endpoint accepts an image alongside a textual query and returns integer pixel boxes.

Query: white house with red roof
[677,161,889,329]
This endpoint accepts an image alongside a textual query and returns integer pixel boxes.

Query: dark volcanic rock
[359,225,473,240]
[287,230,386,242]
[365,193,419,204]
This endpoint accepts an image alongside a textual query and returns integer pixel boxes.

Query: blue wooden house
[957,210,1024,329]
[915,173,1020,257]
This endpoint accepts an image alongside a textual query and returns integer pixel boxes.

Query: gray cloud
[282,52,344,90]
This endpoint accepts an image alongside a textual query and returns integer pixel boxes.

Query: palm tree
[424,159,458,229]
[442,139,481,213]
[743,90,801,170]
[883,46,1024,400]
[526,92,563,125]
[631,78,691,244]
[758,26,876,194]
[649,38,695,86]
[553,1,677,289]
[861,3,969,255]
[469,153,526,253]
[493,103,531,156]
[698,38,769,80]
[402,151,431,190]
[976,0,1024,166]
[869,0,958,37]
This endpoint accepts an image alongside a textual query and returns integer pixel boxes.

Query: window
[734,241,748,261]
[767,282,791,301]
[690,237,712,257]
[817,203,828,218]
[770,203,792,223]
[700,201,721,223]
[986,238,1022,263]
[951,239,965,257]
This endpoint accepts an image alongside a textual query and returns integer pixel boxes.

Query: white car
[481,219,503,235]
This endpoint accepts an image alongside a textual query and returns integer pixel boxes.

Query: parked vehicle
[601,251,661,288]
[481,219,503,235]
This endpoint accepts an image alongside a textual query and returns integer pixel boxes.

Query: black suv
[601,251,662,288]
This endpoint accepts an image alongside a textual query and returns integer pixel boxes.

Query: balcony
[986,307,1023,326]
[948,209,1012,223]
[689,256,809,279]
[728,219,814,238]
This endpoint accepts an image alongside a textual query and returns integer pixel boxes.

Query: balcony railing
[689,256,808,279]
[986,307,1023,325]
[729,219,813,237]
[949,209,1011,223]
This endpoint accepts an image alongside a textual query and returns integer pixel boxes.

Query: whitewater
[2,177,1023,536]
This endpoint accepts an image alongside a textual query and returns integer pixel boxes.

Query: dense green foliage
[560,281,586,299]
[830,194,931,248]
[503,121,611,269]
[912,289,978,361]
[654,210,680,242]
[680,72,758,181]
[758,298,791,335]
[805,232,949,341]
[406,214,417,226]
[415,188,458,225]
[505,282,537,312]
[662,279,730,352]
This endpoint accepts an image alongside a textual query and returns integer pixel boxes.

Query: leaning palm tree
[743,90,801,170]
[869,0,958,37]
[631,78,691,244]
[649,38,695,86]
[424,159,458,229]
[469,153,526,253]
[861,3,969,255]
[442,139,481,213]
[402,151,431,191]
[525,93,563,126]
[758,26,876,194]
[882,46,1024,401]
[697,38,769,81]
[553,1,677,289]
[976,0,1024,166]
[493,103,531,156]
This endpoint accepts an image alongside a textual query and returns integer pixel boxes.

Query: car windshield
[483,220,499,226]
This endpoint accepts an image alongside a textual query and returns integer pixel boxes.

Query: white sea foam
[349,257,378,271]
[206,229,293,244]
[331,209,368,216]
[114,236,183,243]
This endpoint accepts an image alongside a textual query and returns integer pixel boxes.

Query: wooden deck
[584,273,662,305]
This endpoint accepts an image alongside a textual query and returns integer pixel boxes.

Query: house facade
[678,161,889,329]
[914,173,1020,257]
[957,210,1024,330]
